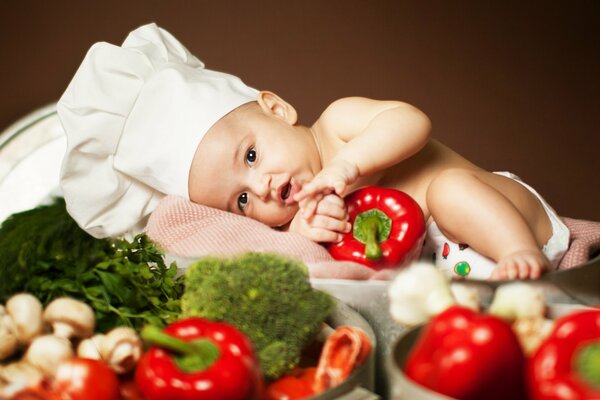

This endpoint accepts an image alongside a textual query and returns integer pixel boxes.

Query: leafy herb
[0,198,184,332]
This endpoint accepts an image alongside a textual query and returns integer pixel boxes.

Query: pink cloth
[558,217,600,270]
[145,196,395,280]
[145,196,599,280]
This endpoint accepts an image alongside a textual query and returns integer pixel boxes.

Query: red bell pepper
[135,317,262,400]
[529,309,600,400]
[327,186,425,269]
[404,305,527,400]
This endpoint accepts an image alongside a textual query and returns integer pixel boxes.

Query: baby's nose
[250,173,271,200]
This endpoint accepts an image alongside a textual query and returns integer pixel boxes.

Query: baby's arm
[286,194,351,242]
[295,97,431,215]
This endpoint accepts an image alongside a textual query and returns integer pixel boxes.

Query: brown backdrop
[1,0,598,220]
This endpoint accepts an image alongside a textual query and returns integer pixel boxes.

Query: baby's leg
[426,169,552,280]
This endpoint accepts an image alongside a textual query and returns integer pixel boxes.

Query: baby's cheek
[251,203,298,227]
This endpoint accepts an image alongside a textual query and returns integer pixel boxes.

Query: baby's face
[189,102,321,227]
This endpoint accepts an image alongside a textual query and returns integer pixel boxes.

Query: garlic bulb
[489,282,546,321]
[389,262,456,326]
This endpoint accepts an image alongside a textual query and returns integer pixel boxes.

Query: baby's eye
[237,192,249,212]
[245,147,257,166]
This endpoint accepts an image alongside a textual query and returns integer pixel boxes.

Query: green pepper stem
[141,325,218,357]
[353,209,391,261]
[576,341,600,388]
[362,217,383,260]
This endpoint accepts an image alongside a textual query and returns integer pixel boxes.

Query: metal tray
[0,104,64,223]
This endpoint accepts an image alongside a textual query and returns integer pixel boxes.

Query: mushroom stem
[53,321,76,339]
[43,297,96,339]
[0,361,44,399]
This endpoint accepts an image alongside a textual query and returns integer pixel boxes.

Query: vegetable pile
[389,263,600,400]
[181,253,336,380]
[0,293,142,399]
[0,198,184,331]
[0,200,372,399]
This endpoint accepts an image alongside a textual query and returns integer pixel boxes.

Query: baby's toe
[529,263,543,279]
[490,265,507,281]
[506,263,519,280]
[517,261,531,279]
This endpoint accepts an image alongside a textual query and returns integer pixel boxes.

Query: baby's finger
[322,193,346,208]
[316,198,348,220]
[294,182,320,202]
[300,195,321,219]
[310,215,352,234]
[306,228,342,243]
[294,180,333,202]
[333,181,347,197]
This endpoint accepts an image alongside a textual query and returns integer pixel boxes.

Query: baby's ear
[257,91,298,125]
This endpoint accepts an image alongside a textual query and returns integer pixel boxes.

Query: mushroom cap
[0,325,18,360]
[100,327,142,374]
[0,306,18,360]
[25,334,74,377]
[5,293,44,344]
[77,334,105,360]
[43,297,96,339]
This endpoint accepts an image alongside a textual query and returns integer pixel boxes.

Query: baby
[58,23,569,280]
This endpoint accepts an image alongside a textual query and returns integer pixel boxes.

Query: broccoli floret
[181,252,335,379]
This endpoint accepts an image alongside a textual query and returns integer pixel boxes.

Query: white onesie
[420,172,570,280]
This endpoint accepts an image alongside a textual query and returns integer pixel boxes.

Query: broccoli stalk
[181,252,335,380]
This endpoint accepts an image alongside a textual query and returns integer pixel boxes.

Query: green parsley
[0,198,184,332]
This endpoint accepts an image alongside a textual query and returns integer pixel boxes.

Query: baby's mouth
[279,179,299,205]
[281,183,291,201]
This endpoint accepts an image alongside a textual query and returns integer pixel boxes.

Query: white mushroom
[450,283,481,312]
[489,282,546,321]
[0,306,18,360]
[24,334,74,377]
[5,293,44,344]
[0,361,44,399]
[389,262,456,326]
[77,333,105,360]
[43,297,95,339]
[99,327,143,374]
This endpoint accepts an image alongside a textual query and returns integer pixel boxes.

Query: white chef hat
[58,23,258,238]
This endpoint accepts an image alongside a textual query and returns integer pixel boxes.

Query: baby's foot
[490,249,550,280]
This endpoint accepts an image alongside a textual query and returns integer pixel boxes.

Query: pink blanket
[559,217,600,269]
[145,196,599,280]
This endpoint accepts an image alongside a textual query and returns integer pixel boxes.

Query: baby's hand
[490,249,550,280]
[294,160,359,219]
[288,194,351,243]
